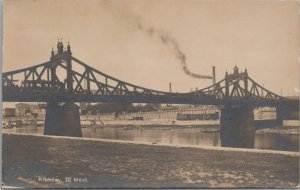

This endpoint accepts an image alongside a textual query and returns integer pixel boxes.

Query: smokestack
[212,66,216,85]
[169,82,172,93]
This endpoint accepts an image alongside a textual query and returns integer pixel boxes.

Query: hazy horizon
[3,0,300,108]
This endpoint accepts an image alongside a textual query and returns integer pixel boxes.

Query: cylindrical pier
[220,104,255,148]
[44,103,63,136]
[44,102,82,137]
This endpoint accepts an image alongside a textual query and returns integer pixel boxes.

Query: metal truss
[2,44,296,107]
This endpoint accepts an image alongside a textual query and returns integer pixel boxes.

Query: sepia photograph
[2,0,299,189]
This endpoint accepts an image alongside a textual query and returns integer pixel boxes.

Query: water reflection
[255,133,299,151]
[84,127,220,147]
[3,126,298,152]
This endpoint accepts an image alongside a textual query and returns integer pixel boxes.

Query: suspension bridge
[2,41,298,148]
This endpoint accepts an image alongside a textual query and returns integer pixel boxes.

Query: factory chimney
[169,82,172,93]
[212,66,216,85]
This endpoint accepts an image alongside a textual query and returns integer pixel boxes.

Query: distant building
[3,108,16,117]
[79,102,88,110]
[15,103,45,116]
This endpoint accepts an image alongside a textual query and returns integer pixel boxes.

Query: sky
[3,0,300,104]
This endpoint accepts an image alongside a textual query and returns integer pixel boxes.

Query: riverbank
[3,133,299,189]
[81,118,220,127]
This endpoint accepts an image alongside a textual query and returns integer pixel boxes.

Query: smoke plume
[134,18,212,79]
[104,1,212,79]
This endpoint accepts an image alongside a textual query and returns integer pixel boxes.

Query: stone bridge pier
[44,102,83,137]
[220,104,255,148]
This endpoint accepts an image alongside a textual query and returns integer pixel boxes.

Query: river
[3,125,299,152]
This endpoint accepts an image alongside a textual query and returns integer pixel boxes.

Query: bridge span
[2,41,298,148]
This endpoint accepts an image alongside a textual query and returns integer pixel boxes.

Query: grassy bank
[3,133,299,188]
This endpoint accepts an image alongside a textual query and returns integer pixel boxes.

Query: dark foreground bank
[2,133,299,189]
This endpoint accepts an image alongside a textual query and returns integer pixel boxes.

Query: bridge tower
[220,66,255,148]
[44,40,83,137]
